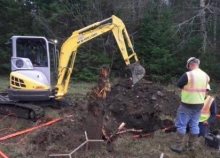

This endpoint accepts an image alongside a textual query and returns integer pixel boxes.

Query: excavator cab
[8,36,59,101]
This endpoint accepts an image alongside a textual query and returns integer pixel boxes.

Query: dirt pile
[21,104,89,158]
[15,79,220,157]
[103,80,180,133]
[25,80,181,156]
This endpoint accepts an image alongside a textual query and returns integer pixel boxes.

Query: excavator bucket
[129,62,146,85]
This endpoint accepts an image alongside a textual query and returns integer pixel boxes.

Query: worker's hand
[203,121,209,125]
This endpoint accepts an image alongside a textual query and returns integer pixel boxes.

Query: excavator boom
[56,15,145,98]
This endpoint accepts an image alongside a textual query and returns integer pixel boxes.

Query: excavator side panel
[8,70,52,101]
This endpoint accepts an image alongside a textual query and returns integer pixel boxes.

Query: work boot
[188,134,198,151]
[170,132,186,153]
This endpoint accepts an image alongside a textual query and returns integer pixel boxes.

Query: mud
[17,80,180,157]
[24,104,88,158]
[103,80,180,134]
[8,79,220,157]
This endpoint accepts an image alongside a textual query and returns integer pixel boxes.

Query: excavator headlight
[16,59,24,68]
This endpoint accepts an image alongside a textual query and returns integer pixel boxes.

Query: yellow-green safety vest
[181,68,209,104]
[199,95,214,122]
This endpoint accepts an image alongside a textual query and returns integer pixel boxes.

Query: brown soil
[1,79,220,158]
[103,80,180,134]
[1,104,89,158]
[20,80,181,157]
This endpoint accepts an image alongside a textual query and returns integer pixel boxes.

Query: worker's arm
[177,73,188,89]
[207,100,217,124]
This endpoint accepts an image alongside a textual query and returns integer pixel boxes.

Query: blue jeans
[175,104,201,135]
[198,122,209,137]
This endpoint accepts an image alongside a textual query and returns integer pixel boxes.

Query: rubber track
[0,100,44,120]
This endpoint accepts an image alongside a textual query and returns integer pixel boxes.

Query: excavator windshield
[16,38,48,67]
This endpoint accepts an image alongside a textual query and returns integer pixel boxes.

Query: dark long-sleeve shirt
[207,99,217,123]
[177,73,188,89]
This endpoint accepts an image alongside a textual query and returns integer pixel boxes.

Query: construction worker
[198,84,217,137]
[170,57,210,153]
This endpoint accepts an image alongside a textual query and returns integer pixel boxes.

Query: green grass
[0,76,9,91]
[0,75,95,100]
[66,81,96,100]
[88,132,219,158]
[83,131,220,158]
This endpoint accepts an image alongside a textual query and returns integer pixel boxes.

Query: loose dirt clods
[103,80,180,134]
[0,78,220,158]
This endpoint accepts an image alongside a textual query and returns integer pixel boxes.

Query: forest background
[1,0,220,85]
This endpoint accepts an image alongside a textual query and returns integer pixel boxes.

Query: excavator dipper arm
[55,15,145,99]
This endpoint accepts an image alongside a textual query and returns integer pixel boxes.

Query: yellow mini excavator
[0,15,145,120]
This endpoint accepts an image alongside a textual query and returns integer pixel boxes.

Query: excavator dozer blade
[129,62,146,85]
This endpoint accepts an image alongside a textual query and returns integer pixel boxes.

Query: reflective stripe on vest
[199,95,214,122]
[181,68,209,104]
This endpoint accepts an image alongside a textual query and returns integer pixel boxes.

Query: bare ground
[0,79,220,158]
